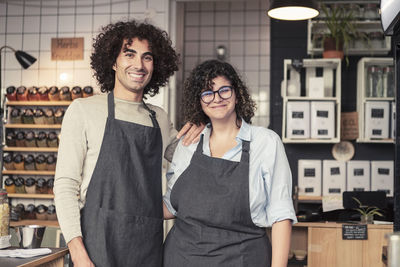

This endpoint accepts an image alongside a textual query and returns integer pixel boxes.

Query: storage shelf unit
[307,20,391,56]
[281,58,341,143]
[2,170,55,175]
[8,193,54,199]
[6,101,71,106]
[5,124,61,129]
[356,57,395,143]
[3,146,58,152]
[10,219,59,227]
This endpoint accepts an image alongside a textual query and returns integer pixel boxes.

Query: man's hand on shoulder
[177,122,205,146]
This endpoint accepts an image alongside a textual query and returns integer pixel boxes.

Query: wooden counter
[0,247,68,267]
[290,221,393,267]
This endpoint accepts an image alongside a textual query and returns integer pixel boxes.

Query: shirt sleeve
[54,100,87,243]
[264,135,298,225]
[163,139,196,215]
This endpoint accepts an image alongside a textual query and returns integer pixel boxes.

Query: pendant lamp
[268,0,319,21]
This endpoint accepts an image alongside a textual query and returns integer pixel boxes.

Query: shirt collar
[202,118,251,142]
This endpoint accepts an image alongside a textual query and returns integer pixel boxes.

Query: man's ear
[112,64,116,71]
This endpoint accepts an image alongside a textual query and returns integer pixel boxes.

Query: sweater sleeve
[54,100,87,244]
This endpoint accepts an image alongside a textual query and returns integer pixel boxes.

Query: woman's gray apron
[80,92,163,267]
[163,135,271,267]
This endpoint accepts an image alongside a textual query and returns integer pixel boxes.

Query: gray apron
[80,92,163,267]
[163,135,272,267]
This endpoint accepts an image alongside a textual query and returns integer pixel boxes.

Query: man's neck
[113,88,143,102]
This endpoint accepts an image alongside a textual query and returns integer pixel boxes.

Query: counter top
[294,221,393,229]
[0,247,68,267]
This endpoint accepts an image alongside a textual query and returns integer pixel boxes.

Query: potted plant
[314,4,363,61]
[352,197,383,224]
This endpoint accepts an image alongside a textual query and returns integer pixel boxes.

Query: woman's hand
[177,122,205,146]
[68,237,95,267]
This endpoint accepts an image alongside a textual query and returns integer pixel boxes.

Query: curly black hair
[183,60,256,126]
[91,20,179,96]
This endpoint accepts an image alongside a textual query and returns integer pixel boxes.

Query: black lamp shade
[15,50,37,69]
[268,0,319,21]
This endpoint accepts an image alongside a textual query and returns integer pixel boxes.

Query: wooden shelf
[5,124,61,129]
[3,146,58,152]
[285,96,338,101]
[298,196,322,202]
[10,219,59,227]
[8,193,54,199]
[282,138,340,144]
[2,170,55,175]
[356,138,395,144]
[6,101,71,106]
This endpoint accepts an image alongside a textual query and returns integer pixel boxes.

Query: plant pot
[323,37,344,60]
[360,214,374,224]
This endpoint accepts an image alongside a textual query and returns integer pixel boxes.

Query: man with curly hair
[54,20,202,267]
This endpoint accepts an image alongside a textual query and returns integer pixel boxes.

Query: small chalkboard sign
[342,224,368,240]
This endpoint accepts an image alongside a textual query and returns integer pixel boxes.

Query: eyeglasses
[200,86,233,104]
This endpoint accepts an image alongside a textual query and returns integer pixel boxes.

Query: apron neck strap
[195,134,250,163]
[142,100,159,128]
[108,91,115,119]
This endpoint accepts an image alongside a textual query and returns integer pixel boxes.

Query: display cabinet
[281,58,341,143]
[356,57,395,143]
[1,100,70,227]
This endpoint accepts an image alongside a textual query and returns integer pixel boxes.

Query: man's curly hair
[183,60,256,126]
[91,20,179,96]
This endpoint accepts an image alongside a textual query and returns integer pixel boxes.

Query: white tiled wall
[182,0,270,127]
[0,0,169,107]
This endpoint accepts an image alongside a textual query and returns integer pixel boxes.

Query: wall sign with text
[51,37,84,60]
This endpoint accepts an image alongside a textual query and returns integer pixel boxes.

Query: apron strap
[195,134,250,163]
[142,101,160,128]
[107,91,115,119]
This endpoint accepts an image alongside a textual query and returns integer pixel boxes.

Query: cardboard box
[311,101,335,139]
[346,161,370,192]
[323,160,346,196]
[298,160,322,196]
[365,101,389,139]
[371,161,394,197]
[286,101,310,139]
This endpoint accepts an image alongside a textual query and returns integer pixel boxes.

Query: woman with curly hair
[163,60,297,267]
[54,20,203,267]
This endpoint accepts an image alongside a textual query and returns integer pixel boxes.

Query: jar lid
[24,154,35,164]
[36,204,48,214]
[37,131,47,140]
[16,86,26,94]
[16,203,25,212]
[72,86,82,94]
[26,131,35,141]
[47,178,54,187]
[11,108,21,117]
[26,204,35,213]
[6,86,16,94]
[14,177,24,187]
[60,86,70,94]
[16,131,25,140]
[47,204,56,214]
[46,155,57,164]
[49,86,59,95]
[25,178,36,187]
[35,154,46,164]
[44,108,54,117]
[16,177,25,187]
[55,108,64,117]
[38,86,48,95]
[34,108,44,117]
[24,108,34,117]
[83,86,93,94]
[13,154,24,163]
[28,87,38,95]
[3,153,13,163]
[5,177,15,186]
[36,178,47,188]
[48,132,58,140]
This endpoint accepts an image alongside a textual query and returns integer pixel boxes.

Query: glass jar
[0,189,10,237]
[369,31,385,49]
[367,66,383,97]
[383,66,395,97]
[364,3,379,20]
